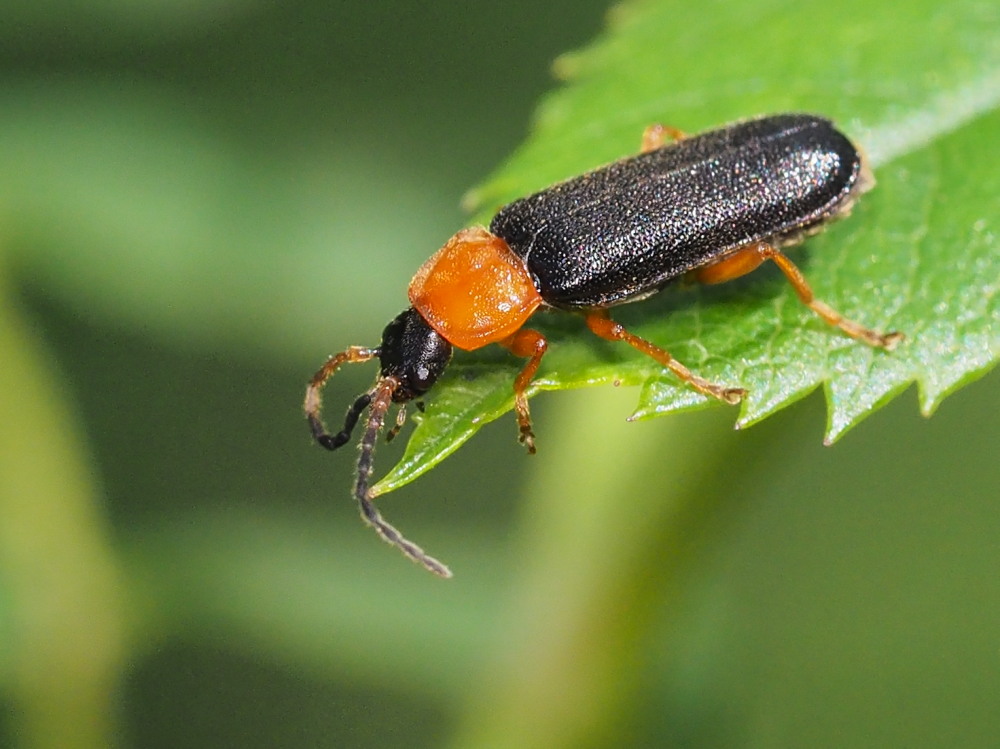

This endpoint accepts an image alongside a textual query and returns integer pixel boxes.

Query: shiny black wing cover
[489,113,863,309]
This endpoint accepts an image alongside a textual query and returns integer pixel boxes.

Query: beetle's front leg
[500,328,549,454]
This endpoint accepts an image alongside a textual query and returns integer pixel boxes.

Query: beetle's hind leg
[695,241,904,349]
[584,309,746,404]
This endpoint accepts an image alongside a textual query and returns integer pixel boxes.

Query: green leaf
[373,0,999,495]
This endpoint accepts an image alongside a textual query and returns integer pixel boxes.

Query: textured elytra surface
[490,114,862,308]
[372,0,1000,495]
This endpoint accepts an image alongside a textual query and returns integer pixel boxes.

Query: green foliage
[376,0,999,494]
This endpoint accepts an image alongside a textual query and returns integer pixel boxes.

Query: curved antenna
[355,377,453,578]
[325,392,373,450]
[304,346,378,450]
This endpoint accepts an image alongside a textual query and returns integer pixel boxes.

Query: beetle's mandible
[304,112,904,577]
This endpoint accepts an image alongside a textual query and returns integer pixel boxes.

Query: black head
[378,307,453,402]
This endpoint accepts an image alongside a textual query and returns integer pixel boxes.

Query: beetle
[305,112,903,577]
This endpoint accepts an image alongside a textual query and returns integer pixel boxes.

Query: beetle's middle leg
[584,309,746,404]
[695,241,904,349]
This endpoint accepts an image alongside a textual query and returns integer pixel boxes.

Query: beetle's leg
[500,328,549,454]
[585,309,746,404]
[695,241,904,349]
[641,123,688,152]
[304,346,379,449]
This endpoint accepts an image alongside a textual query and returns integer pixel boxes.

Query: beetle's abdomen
[489,113,866,309]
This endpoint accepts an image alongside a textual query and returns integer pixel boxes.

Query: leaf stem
[449,386,739,748]
[0,275,127,749]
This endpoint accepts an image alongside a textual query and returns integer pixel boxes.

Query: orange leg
[641,123,687,152]
[500,328,549,453]
[696,241,904,349]
[585,309,746,404]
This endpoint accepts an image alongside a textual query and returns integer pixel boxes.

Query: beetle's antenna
[324,392,373,450]
[305,346,379,450]
[355,377,453,578]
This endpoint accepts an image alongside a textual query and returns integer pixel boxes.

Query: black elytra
[490,113,865,308]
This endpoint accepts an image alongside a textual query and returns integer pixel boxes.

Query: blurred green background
[0,1,997,748]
